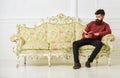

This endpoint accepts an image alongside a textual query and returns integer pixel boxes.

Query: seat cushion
[20,50,49,54]
[79,45,109,53]
[49,42,72,50]
[22,41,49,50]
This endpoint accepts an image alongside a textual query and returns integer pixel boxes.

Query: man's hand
[94,33,99,36]
[83,30,88,34]
[84,34,92,38]
[83,30,92,38]
[88,31,93,34]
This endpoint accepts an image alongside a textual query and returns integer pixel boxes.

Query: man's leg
[73,38,92,69]
[86,40,103,67]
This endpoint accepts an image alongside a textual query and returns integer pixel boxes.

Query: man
[73,9,111,69]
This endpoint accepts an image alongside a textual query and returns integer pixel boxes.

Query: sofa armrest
[10,34,25,54]
[101,34,115,52]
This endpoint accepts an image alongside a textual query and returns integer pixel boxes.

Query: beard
[95,19,103,25]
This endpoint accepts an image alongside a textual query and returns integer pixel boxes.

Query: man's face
[96,14,104,20]
[95,14,104,25]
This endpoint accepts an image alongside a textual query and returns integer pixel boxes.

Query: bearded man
[73,9,111,69]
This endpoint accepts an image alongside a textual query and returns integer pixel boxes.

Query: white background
[0,0,120,60]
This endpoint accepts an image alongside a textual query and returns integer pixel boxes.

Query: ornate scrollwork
[40,13,81,24]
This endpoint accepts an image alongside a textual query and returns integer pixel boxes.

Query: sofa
[10,13,115,67]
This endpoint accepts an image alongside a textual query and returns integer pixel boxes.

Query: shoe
[73,63,81,69]
[85,61,91,68]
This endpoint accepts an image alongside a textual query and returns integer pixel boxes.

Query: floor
[0,56,120,78]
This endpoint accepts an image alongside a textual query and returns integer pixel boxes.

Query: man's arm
[99,24,111,36]
[82,22,93,38]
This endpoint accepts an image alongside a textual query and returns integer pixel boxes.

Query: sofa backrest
[75,23,85,40]
[47,23,75,43]
[16,13,85,43]
[46,13,85,43]
[17,23,47,42]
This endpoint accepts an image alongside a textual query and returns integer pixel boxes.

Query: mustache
[95,19,103,25]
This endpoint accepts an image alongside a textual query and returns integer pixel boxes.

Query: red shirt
[82,21,111,40]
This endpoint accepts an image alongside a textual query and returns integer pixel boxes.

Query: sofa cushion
[20,50,49,54]
[79,45,109,53]
[22,41,49,50]
[49,42,72,50]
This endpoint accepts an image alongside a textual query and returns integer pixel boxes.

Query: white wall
[0,0,75,18]
[0,0,120,60]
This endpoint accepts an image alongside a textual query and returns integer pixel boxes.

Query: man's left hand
[94,33,99,36]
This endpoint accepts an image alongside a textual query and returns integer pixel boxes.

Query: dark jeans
[73,38,103,63]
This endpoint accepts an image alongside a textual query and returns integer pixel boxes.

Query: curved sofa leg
[24,56,26,65]
[96,58,99,66]
[16,55,20,68]
[95,56,99,66]
[48,53,51,67]
[108,55,111,66]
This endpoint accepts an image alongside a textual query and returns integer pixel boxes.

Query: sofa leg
[96,59,98,66]
[16,55,20,68]
[24,56,26,65]
[108,56,111,66]
[48,54,51,67]
[47,53,51,67]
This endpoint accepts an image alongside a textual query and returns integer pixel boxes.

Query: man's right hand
[84,34,92,38]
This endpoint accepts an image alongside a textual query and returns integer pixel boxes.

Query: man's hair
[95,9,105,16]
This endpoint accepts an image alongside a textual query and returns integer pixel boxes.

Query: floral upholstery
[11,22,112,53]
[22,41,49,50]
[19,23,47,42]
[47,23,75,50]
[47,23,75,43]
[75,23,85,40]
[49,42,72,50]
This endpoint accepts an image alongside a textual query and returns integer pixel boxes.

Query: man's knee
[96,40,103,47]
[73,41,78,47]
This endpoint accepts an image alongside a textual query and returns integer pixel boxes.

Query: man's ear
[102,15,105,19]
